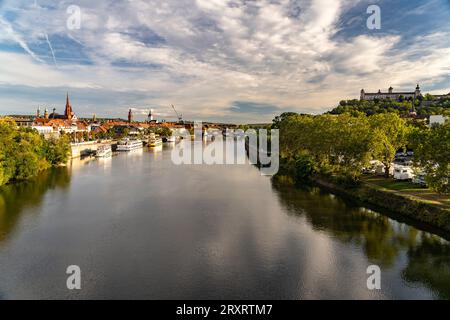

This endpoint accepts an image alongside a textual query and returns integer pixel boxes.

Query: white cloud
[0,0,449,122]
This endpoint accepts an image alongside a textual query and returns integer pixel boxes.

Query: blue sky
[0,0,449,123]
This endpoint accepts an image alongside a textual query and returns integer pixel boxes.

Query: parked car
[363,160,378,174]
[395,152,407,159]
[412,173,428,187]
[362,167,376,174]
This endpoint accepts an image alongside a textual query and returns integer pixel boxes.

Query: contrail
[44,32,57,66]
[67,33,84,46]
[0,16,44,63]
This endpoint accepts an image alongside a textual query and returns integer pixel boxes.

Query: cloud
[327,35,401,74]
[0,0,449,123]
[229,101,282,115]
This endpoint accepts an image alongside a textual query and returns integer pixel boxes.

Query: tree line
[0,118,71,186]
[330,98,450,117]
[273,112,449,194]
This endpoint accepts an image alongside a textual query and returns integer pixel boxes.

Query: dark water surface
[0,142,449,299]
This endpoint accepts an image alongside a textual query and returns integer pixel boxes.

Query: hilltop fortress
[360,84,450,101]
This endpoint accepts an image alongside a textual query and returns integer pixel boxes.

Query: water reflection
[0,168,71,243]
[1,144,449,299]
[402,234,450,299]
[271,180,450,299]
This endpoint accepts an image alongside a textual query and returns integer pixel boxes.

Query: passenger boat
[149,137,163,148]
[96,145,112,158]
[117,139,144,151]
[148,133,163,148]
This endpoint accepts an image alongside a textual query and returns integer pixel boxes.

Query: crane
[171,105,183,123]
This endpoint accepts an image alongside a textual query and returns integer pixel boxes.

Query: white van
[393,165,415,181]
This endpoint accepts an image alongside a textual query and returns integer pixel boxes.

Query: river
[0,141,449,299]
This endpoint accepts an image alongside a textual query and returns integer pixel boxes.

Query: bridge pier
[70,142,99,159]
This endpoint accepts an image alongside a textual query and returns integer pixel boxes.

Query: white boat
[117,139,143,151]
[148,133,163,148]
[96,145,112,158]
[149,137,163,148]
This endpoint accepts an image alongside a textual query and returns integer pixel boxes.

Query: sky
[0,0,449,123]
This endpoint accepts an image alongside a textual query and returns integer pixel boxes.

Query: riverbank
[311,176,450,233]
[2,143,449,299]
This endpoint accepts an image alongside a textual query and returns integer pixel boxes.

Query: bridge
[71,140,117,158]
[70,141,100,158]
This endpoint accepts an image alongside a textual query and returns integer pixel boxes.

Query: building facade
[360,84,450,102]
[32,94,89,140]
[360,85,422,101]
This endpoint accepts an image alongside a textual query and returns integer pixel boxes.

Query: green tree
[410,122,449,194]
[13,149,40,181]
[370,114,411,177]
[272,112,299,129]
[0,118,17,184]
[0,117,71,186]
[278,113,374,183]
[122,128,130,138]
[44,135,71,166]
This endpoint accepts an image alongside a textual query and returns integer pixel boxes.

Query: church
[37,93,78,121]
[33,94,89,139]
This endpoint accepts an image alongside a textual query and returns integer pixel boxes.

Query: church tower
[37,106,41,118]
[128,109,133,123]
[44,108,49,120]
[65,93,73,120]
[360,89,365,101]
[414,84,421,98]
[148,109,154,122]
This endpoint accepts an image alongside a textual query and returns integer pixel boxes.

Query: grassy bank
[361,176,450,209]
[311,176,450,232]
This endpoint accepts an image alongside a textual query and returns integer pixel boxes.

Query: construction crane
[171,104,183,123]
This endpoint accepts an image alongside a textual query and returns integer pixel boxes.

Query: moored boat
[148,133,163,147]
[96,144,112,158]
[117,139,144,151]
[149,137,163,148]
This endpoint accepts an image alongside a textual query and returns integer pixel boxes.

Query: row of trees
[274,112,449,193]
[0,118,70,186]
[410,123,450,193]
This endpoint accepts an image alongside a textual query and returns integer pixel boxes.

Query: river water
[0,141,449,299]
